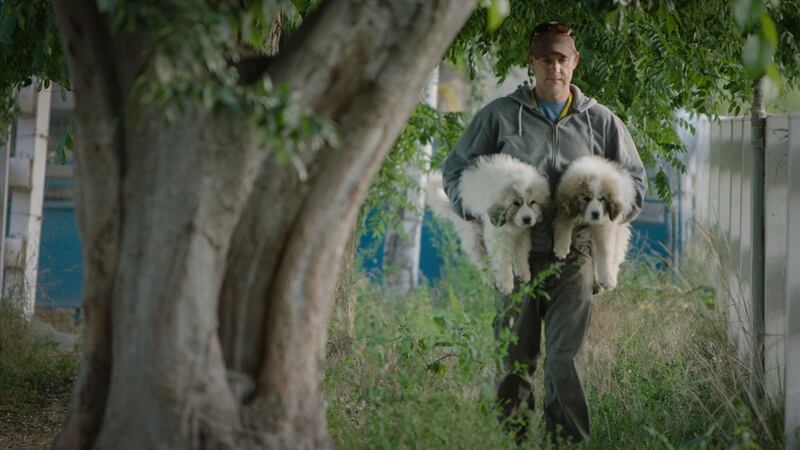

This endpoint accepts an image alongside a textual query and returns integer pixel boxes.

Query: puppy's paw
[517,265,531,283]
[553,243,570,260]
[596,274,617,291]
[495,273,515,295]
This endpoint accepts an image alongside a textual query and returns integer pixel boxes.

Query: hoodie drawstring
[517,104,523,136]
[586,113,594,153]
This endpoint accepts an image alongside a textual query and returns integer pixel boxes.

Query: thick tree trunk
[95,111,261,448]
[53,1,475,449]
[382,65,439,293]
[51,1,130,447]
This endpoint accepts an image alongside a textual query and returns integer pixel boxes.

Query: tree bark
[51,1,130,447]
[52,0,475,449]
[382,65,439,293]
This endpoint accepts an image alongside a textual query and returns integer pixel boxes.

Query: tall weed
[0,303,77,409]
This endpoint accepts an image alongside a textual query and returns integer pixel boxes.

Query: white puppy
[426,153,550,294]
[552,155,635,291]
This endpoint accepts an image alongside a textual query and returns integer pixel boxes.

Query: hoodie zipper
[523,103,559,173]
[514,85,597,176]
[552,110,578,172]
[553,125,559,172]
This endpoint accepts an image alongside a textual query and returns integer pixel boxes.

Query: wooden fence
[681,112,799,449]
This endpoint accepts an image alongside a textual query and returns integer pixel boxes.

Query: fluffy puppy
[426,153,550,294]
[552,155,635,291]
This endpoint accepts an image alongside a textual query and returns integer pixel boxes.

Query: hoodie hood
[505,81,597,137]
[507,81,597,113]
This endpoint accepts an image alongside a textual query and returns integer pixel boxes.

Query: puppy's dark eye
[528,200,537,206]
[513,200,522,207]
[583,196,591,202]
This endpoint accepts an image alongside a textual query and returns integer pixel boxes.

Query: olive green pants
[493,245,593,444]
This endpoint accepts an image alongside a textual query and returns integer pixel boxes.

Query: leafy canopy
[365,0,799,238]
[0,0,338,171]
[0,0,66,128]
[2,0,798,221]
[446,0,800,201]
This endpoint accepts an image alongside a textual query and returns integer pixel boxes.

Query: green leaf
[486,0,509,31]
[433,315,446,329]
[741,33,775,79]
[55,120,74,165]
[427,360,447,375]
[765,62,781,86]
[654,169,672,204]
[759,13,778,48]
[733,0,763,32]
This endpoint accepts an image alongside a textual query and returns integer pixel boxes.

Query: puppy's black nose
[522,216,531,225]
[591,211,600,220]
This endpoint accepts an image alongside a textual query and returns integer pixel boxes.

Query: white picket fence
[678,111,800,449]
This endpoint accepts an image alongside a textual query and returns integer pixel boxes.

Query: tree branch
[217,0,476,445]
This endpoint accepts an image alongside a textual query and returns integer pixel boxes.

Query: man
[441,21,647,443]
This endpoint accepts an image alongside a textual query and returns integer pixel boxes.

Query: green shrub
[0,303,78,409]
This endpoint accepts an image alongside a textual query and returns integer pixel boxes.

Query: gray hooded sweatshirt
[442,82,647,251]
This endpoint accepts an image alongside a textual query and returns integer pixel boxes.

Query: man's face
[528,51,580,99]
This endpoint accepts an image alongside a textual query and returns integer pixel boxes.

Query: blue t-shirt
[536,98,567,123]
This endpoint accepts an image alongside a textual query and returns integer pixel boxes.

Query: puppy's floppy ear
[560,201,572,218]
[488,204,507,227]
[607,198,623,221]
[564,196,582,219]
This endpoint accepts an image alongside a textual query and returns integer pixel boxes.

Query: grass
[324,241,784,449]
[0,233,783,449]
[0,303,78,448]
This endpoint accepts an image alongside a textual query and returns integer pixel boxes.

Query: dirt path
[0,380,71,449]
[0,309,79,449]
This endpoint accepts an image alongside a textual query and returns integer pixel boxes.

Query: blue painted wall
[36,180,83,309]
[34,180,680,309]
[360,193,681,282]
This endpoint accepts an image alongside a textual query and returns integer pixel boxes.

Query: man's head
[527,21,580,102]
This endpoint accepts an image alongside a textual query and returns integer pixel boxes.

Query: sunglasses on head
[531,22,575,38]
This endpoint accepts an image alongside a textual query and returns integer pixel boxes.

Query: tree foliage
[363,0,800,219]
[0,0,66,127]
[448,0,800,200]
[1,0,341,174]
[2,0,799,210]
[359,104,465,245]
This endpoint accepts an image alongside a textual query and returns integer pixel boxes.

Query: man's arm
[441,107,499,220]
[606,115,647,223]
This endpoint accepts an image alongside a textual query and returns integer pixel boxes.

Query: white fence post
[709,121,721,228]
[2,85,51,319]
[684,113,799,449]
[764,115,790,407]
[739,119,753,350]
[783,112,800,450]
[729,119,750,359]
[0,123,11,296]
